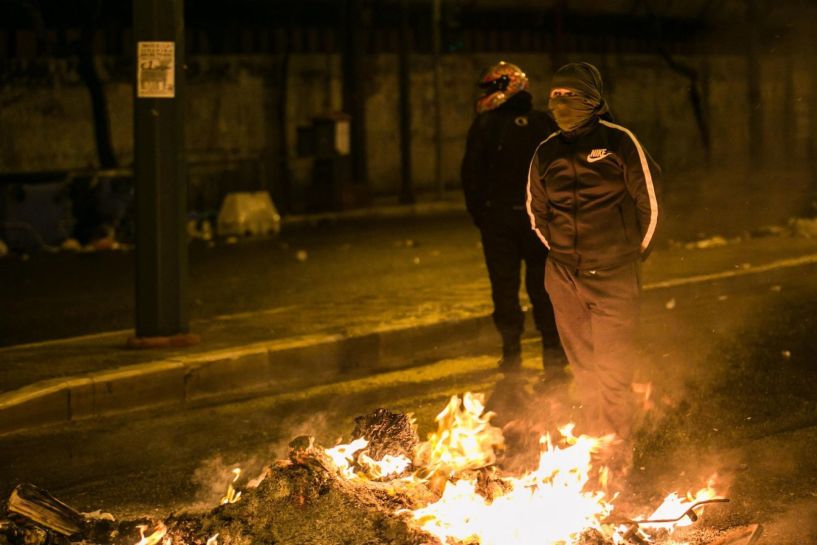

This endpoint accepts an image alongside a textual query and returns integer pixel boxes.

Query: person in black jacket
[462,61,560,372]
[526,62,662,479]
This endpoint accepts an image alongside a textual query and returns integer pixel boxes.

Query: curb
[3,252,816,436]
[0,316,495,436]
[281,200,466,228]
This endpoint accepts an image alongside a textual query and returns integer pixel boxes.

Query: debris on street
[217,192,281,238]
[0,400,744,545]
[789,217,817,239]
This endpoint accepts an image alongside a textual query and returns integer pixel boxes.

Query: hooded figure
[547,62,611,133]
[526,62,663,491]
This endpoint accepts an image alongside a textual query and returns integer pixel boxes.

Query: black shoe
[498,338,522,371]
[498,351,522,372]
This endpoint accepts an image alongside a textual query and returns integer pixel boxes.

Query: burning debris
[1,395,756,545]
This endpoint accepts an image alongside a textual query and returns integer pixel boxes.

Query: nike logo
[587,148,612,162]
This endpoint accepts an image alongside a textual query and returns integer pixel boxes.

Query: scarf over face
[548,62,610,133]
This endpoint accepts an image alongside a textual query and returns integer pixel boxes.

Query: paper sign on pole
[137,41,175,98]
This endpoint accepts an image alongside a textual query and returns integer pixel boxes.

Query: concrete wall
[1,50,814,199]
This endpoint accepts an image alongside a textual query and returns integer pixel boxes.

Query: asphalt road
[0,214,481,346]
[1,258,817,543]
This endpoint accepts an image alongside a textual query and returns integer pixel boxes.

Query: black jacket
[461,91,557,224]
[526,118,662,270]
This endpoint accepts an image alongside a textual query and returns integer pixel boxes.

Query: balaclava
[548,62,610,132]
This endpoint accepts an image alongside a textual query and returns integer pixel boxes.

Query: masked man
[526,62,662,478]
[462,61,560,373]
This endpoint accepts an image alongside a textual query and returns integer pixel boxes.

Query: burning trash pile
[0,393,754,545]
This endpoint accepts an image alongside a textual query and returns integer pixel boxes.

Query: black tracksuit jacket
[526,118,662,270]
[461,91,557,223]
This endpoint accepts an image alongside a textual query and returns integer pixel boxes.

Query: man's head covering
[475,61,529,113]
[548,62,610,132]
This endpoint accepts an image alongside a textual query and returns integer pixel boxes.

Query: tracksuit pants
[545,257,641,440]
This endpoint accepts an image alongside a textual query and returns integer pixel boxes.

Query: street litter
[789,216,817,238]
[684,236,730,249]
[187,219,214,241]
[217,192,281,238]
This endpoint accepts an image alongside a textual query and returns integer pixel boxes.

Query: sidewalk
[2,199,817,435]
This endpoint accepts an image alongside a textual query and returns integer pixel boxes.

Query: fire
[325,438,369,479]
[405,393,721,545]
[639,478,719,531]
[413,392,504,479]
[358,452,412,479]
[136,523,167,545]
[410,426,614,545]
[325,437,412,480]
[220,468,242,505]
[157,392,724,545]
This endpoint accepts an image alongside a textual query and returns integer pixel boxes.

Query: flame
[358,452,412,479]
[325,438,369,479]
[145,391,721,545]
[639,477,720,531]
[136,523,167,545]
[409,427,614,545]
[325,437,412,479]
[391,393,721,545]
[414,392,504,480]
[220,467,242,505]
[121,392,721,545]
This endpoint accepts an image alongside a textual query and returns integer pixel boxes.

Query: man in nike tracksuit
[526,62,662,479]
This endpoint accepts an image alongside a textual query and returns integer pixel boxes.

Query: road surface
[1,255,817,543]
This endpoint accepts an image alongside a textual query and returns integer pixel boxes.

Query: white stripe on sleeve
[600,119,659,251]
[526,131,561,249]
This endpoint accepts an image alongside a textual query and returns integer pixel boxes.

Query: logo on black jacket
[514,116,528,127]
[587,148,612,162]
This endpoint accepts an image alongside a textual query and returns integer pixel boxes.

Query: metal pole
[132,0,189,339]
[342,0,368,188]
[398,0,414,204]
[431,0,443,199]
[746,0,763,168]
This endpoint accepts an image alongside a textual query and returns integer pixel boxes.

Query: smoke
[484,372,580,474]
[276,411,335,448]
[186,410,340,511]
[188,455,257,511]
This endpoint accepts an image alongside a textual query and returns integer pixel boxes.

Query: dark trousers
[480,207,557,345]
[545,257,640,439]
